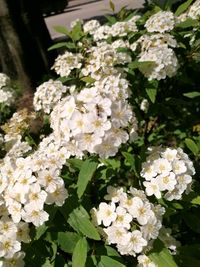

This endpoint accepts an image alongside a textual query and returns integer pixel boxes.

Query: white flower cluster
[33,79,68,114]
[91,15,140,41]
[1,109,35,143]
[187,0,200,20]
[0,73,14,106]
[132,34,179,80]
[92,186,164,256]
[145,11,175,33]
[81,41,131,80]
[50,74,137,159]
[0,73,10,89]
[83,19,101,35]
[51,51,83,77]
[0,136,69,263]
[141,147,195,201]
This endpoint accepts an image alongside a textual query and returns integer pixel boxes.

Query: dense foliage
[0,0,200,266]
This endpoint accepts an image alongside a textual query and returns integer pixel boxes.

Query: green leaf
[81,76,96,84]
[35,224,48,240]
[67,158,84,170]
[148,240,178,267]
[53,26,71,36]
[68,206,100,240]
[176,18,199,28]
[57,232,81,254]
[146,88,157,103]
[185,138,199,155]
[100,158,121,170]
[72,237,87,267]
[122,152,139,177]
[77,159,98,199]
[71,22,84,41]
[183,91,200,98]
[104,15,117,24]
[48,42,69,51]
[128,61,154,70]
[109,0,115,12]
[191,196,200,205]
[42,259,52,267]
[98,256,125,267]
[175,0,193,16]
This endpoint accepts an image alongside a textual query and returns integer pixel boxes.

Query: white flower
[96,202,117,227]
[22,204,49,227]
[137,254,156,267]
[156,172,177,191]
[141,162,157,181]
[104,226,131,245]
[0,217,17,238]
[0,237,21,259]
[37,169,64,193]
[104,186,124,203]
[45,185,68,206]
[153,158,172,175]
[16,222,30,243]
[113,206,132,229]
[172,160,187,175]
[7,202,22,223]
[2,251,25,267]
[143,180,161,199]
[134,202,154,226]
[27,183,47,209]
[127,230,147,253]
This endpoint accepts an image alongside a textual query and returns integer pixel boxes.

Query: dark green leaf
[57,232,81,254]
[176,18,199,28]
[175,0,193,16]
[122,152,139,177]
[68,206,100,240]
[183,211,200,233]
[48,42,69,51]
[77,159,98,199]
[72,237,87,267]
[97,256,125,267]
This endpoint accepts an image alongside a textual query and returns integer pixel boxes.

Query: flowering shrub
[0,0,200,266]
